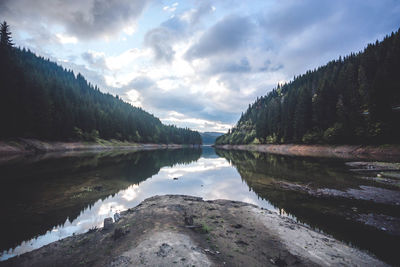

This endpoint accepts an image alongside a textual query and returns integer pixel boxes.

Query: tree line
[0,21,201,144]
[217,28,400,145]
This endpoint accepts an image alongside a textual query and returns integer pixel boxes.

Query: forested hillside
[217,29,400,145]
[0,22,201,144]
[200,132,224,145]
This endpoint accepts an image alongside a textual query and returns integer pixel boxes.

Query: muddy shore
[0,139,196,158]
[1,195,387,267]
[215,144,400,160]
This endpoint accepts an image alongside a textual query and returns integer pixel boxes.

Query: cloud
[144,2,215,63]
[81,51,108,70]
[127,76,156,91]
[203,58,251,75]
[179,2,215,25]
[256,0,400,76]
[161,111,232,132]
[0,0,152,40]
[3,0,400,133]
[185,15,254,60]
[144,27,176,63]
[163,2,179,13]
[56,33,78,44]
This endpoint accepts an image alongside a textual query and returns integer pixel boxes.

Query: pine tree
[0,21,13,49]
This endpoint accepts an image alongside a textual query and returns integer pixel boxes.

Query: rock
[231,224,242,229]
[103,217,114,230]
[173,177,179,180]
[184,214,194,226]
[109,256,132,267]
[113,227,129,240]
[156,243,173,257]
[235,240,249,246]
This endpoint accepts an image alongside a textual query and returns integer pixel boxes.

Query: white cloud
[163,2,179,12]
[106,48,150,70]
[162,112,232,133]
[126,89,142,107]
[56,33,78,44]
[123,25,136,36]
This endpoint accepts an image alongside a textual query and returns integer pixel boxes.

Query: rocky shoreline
[1,195,387,267]
[215,144,400,160]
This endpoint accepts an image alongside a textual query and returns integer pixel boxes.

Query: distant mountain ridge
[200,132,224,145]
[0,23,201,144]
[217,29,400,145]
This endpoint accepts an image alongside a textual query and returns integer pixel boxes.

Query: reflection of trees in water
[0,148,202,252]
[216,149,374,189]
[216,149,400,266]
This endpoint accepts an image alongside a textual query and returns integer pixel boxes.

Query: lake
[0,147,399,265]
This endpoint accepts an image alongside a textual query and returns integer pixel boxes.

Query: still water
[0,147,399,265]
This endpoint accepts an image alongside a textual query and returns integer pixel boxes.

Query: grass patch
[201,223,212,233]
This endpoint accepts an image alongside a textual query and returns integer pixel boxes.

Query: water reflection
[0,148,202,260]
[0,147,277,260]
[216,149,400,266]
[1,147,399,265]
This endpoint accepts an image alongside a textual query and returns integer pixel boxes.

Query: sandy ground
[1,195,387,267]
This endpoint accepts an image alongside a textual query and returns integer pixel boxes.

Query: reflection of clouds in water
[1,156,276,261]
[161,158,230,176]
[98,202,126,216]
[121,185,139,201]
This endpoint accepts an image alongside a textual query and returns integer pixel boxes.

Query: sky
[1,0,399,133]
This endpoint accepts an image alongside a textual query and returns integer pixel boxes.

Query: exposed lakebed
[0,147,399,265]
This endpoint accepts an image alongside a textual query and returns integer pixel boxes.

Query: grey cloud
[81,52,108,71]
[181,2,214,26]
[254,0,400,78]
[144,27,176,63]
[185,15,254,60]
[259,60,283,72]
[258,0,336,40]
[122,75,239,124]
[205,58,251,74]
[126,76,155,91]
[0,0,152,40]
[144,2,214,63]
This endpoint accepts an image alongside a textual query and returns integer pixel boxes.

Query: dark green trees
[0,21,13,49]
[217,29,400,145]
[0,22,201,144]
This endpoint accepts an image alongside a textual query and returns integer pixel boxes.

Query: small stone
[231,224,242,229]
[381,227,387,231]
[173,177,179,180]
[103,217,113,230]
[157,243,173,257]
[184,214,194,226]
